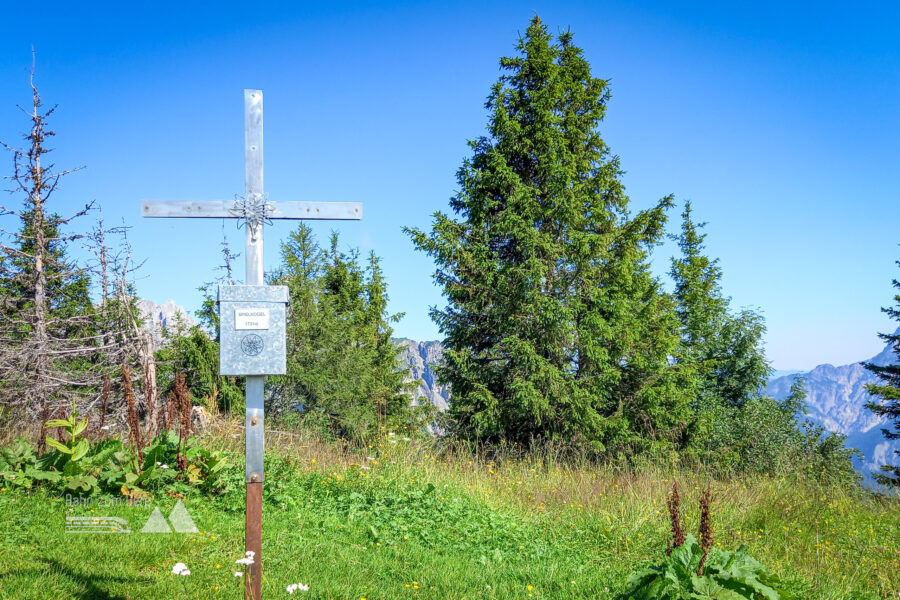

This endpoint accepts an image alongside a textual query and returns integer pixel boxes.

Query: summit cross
[141,89,362,599]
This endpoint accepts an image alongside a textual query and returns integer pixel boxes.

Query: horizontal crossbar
[141,200,362,220]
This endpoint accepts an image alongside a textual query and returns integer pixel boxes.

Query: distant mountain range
[766,328,900,484]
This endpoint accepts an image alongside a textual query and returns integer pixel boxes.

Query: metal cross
[141,89,362,599]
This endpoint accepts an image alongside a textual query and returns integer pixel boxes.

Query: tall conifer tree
[669,202,768,410]
[406,17,688,452]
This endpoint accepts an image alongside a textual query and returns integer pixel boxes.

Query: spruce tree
[865,259,900,486]
[406,17,688,453]
[670,202,727,366]
[272,225,415,440]
[669,202,768,410]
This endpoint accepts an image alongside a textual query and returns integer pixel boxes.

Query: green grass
[0,428,898,599]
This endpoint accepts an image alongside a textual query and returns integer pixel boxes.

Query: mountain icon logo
[140,500,199,534]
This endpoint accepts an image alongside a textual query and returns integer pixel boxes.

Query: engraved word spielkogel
[235,308,270,330]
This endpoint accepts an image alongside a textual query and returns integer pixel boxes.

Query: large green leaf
[45,436,72,454]
[23,467,61,483]
[71,438,90,462]
[72,418,88,438]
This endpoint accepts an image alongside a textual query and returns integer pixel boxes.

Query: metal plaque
[218,285,288,375]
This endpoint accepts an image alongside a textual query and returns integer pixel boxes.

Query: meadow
[0,423,898,599]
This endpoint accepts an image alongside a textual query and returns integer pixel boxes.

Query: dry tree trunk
[122,364,144,463]
[98,374,111,433]
[141,330,158,438]
[27,70,50,453]
[173,372,191,472]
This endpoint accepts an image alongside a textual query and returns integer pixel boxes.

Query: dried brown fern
[667,481,685,555]
[697,483,714,575]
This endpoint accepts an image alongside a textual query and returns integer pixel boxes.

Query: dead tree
[0,58,149,448]
[0,58,94,448]
[86,216,153,437]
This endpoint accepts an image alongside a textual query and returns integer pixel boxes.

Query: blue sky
[0,1,897,370]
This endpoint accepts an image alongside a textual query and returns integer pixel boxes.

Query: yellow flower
[527,584,534,590]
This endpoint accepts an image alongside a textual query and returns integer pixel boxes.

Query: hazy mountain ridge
[136,298,196,347]
[395,339,449,411]
[766,327,900,482]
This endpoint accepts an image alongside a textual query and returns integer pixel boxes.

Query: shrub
[621,481,791,599]
[619,534,792,600]
[0,431,229,499]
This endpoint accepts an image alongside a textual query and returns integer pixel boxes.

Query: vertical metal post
[244,88,264,600]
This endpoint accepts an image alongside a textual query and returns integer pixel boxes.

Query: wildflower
[235,572,243,577]
[172,562,190,575]
[286,583,309,593]
[100,425,110,431]
[160,464,169,470]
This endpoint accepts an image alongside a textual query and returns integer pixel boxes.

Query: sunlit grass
[0,423,897,599]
